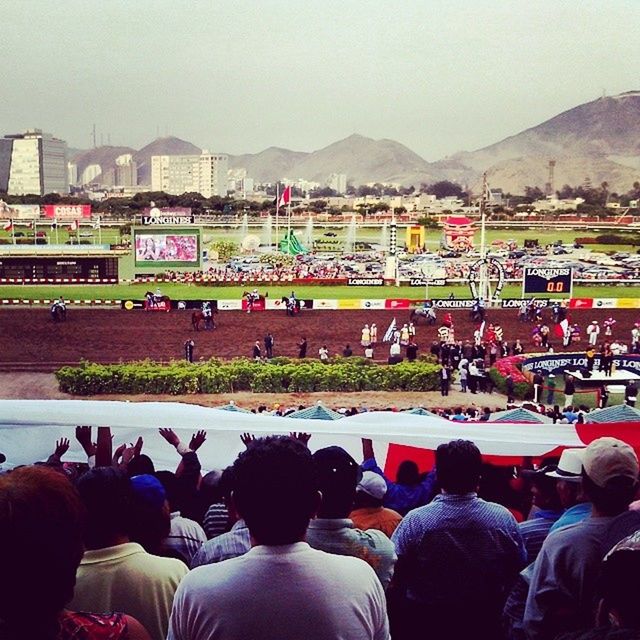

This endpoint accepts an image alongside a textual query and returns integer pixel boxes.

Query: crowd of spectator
[3,424,640,639]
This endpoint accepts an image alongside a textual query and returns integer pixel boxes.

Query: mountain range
[71,91,640,194]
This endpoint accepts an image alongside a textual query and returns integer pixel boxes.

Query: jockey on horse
[282,290,301,316]
[410,300,437,325]
[246,288,260,314]
[50,296,67,322]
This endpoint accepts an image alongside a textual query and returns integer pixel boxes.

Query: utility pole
[478,172,490,304]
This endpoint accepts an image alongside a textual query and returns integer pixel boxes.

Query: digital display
[133,228,201,267]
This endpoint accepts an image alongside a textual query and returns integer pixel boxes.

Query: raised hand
[54,437,70,458]
[76,425,97,456]
[189,430,207,451]
[159,428,180,447]
[289,432,311,446]
[240,433,255,448]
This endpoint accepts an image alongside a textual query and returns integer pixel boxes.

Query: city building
[327,173,348,194]
[0,129,68,195]
[151,152,228,197]
[115,154,138,187]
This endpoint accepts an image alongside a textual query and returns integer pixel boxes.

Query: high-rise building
[151,152,228,197]
[327,173,348,194]
[115,154,138,187]
[0,129,68,195]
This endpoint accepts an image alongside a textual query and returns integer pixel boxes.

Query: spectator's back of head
[232,436,318,545]
[0,466,85,639]
[436,439,482,494]
[354,470,387,508]
[313,446,361,518]
[397,460,420,485]
[76,467,133,549]
[126,453,155,478]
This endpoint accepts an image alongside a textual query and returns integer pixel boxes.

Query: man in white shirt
[587,320,600,346]
[168,436,389,640]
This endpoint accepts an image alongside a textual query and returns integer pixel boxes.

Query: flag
[278,185,291,208]
[69,220,79,231]
[383,317,397,343]
[3,219,13,232]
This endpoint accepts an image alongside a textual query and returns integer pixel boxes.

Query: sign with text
[43,204,91,220]
[347,278,384,286]
[141,207,194,225]
[523,266,572,296]
[409,278,447,286]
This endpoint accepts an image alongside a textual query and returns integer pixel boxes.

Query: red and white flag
[278,185,291,208]
[68,220,79,231]
[3,219,13,232]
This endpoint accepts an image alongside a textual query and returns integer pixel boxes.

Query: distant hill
[134,136,201,185]
[229,147,308,182]
[442,91,640,192]
[72,146,137,182]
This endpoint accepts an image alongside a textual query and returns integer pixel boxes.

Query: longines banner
[429,299,475,309]
[347,278,384,286]
[409,278,447,286]
[521,353,640,374]
[500,298,550,309]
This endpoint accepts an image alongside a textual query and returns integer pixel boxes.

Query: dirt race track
[1,306,639,367]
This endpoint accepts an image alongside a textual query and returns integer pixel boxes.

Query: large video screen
[133,228,201,268]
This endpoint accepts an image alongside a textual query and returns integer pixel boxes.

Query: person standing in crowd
[391,440,524,640]
[308,447,397,590]
[184,339,195,363]
[406,339,418,362]
[364,345,374,359]
[167,436,390,640]
[349,471,403,538]
[264,333,274,359]
[533,370,544,404]
[625,380,637,407]
[506,373,515,403]
[342,343,353,357]
[318,345,329,363]
[0,466,151,640]
[298,336,307,358]
[564,375,575,408]
[585,346,596,372]
[587,320,600,347]
[361,438,436,517]
[370,323,378,344]
[252,340,262,361]
[439,363,451,396]
[599,384,609,409]
[523,438,640,640]
[546,374,556,406]
[513,339,524,355]
[70,468,188,640]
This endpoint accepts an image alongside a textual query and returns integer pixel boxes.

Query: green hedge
[488,368,531,400]
[56,357,441,396]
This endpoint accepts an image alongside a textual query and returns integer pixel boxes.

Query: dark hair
[313,447,360,518]
[397,460,420,485]
[436,440,482,494]
[582,472,637,517]
[127,453,155,477]
[76,467,133,549]
[0,466,85,639]
[598,550,640,627]
[232,436,317,545]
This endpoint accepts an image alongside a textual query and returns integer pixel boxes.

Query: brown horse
[192,308,218,331]
[145,291,171,311]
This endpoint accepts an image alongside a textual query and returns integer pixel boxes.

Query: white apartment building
[327,173,347,194]
[1,129,68,195]
[151,152,228,197]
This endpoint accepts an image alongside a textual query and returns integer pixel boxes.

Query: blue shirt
[549,502,592,533]
[392,493,525,607]
[518,509,563,564]
[362,457,437,516]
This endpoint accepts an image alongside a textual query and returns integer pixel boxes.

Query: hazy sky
[4,0,639,159]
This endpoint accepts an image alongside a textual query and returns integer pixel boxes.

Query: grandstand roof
[404,407,442,418]
[490,408,552,424]
[286,404,343,421]
[216,401,252,413]
[585,404,640,423]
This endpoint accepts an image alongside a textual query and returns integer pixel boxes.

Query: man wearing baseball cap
[349,471,402,538]
[524,438,640,640]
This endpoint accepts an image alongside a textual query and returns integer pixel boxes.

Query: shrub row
[56,357,441,396]
[489,355,531,400]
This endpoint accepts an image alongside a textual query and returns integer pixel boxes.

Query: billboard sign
[133,227,201,268]
[43,204,92,220]
[141,207,194,225]
[347,278,384,286]
[523,266,572,296]
[0,202,40,219]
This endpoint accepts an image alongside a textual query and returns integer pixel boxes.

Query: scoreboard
[0,257,118,281]
[523,266,572,296]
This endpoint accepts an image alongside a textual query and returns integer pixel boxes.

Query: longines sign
[522,353,640,374]
[142,215,195,225]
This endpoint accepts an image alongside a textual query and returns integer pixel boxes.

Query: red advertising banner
[384,298,411,309]
[43,204,92,220]
[568,298,593,309]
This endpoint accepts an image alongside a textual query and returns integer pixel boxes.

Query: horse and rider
[50,296,67,322]
[281,291,301,317]
[410,300,437,325]
[145,288,171,311]
[244,288,262,314]
[518,298,543,323]
[191,301,218,331]
[470,298,485,323]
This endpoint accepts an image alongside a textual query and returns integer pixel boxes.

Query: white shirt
[168,542,389,640]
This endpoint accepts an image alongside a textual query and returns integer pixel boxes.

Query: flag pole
[76,220,80,245]
[275,183,280,253]
[97,216,102,245]
[287,187,291,249]
[55,219,59,245]
[11,219,15,245]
